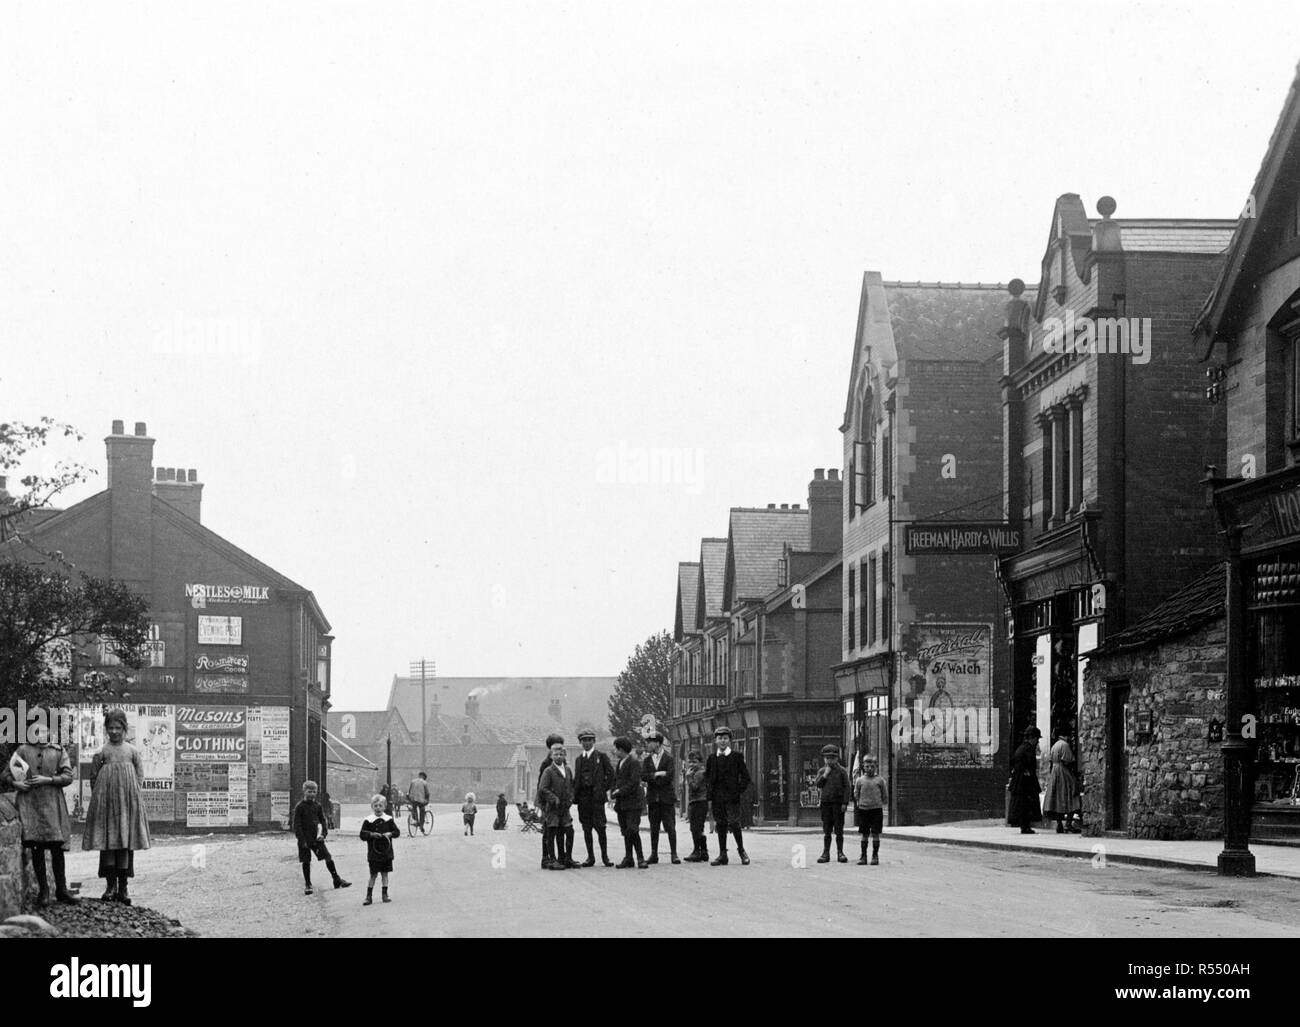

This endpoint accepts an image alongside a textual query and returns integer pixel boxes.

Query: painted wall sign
[896,622,998,768]
[198,615,242,645]
[195,653,249,673]
[185,583,271,604]
[905,522,1022,556]
[193,674,249,694]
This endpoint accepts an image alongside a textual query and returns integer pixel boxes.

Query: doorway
[1108,682,1130,830]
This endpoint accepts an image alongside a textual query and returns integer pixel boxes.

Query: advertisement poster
[76,706,104,763]
[186,791,231,829]
[197,615,242,645]
[141,781,176,821]
[176,706,247,763]
[227,763,249,826]
[193,675,249,694]
[129,705,175,785]
[271,790,291,827]
[261,707,290,763]
[897,623,998,768]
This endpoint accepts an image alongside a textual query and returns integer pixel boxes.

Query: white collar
[717,746,732,756]
[372,813,392,821]
[651,751,663,765]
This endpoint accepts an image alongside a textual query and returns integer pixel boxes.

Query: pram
[516,802,544,833]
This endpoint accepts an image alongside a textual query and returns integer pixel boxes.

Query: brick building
[3,420,334,831]
[998,197,1233,813]
[667,473,843,825]
[835,275,1011,825]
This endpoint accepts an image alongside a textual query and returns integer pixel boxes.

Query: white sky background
[2,2,1298,709]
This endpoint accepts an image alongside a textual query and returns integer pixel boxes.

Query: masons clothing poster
[897,623,998,769]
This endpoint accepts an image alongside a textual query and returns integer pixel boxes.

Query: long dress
[11,742,74,848]
[81,740,151,878]
[1042,739,1081,816]
[1007,740,1042,826]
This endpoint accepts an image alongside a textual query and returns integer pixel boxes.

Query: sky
[2,2,1298,710]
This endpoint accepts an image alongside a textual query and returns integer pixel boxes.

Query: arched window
[857,385,875,511]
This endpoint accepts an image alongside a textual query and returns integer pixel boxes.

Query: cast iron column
[1219,523,1256,876]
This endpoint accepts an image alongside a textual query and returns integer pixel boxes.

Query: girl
[462,792,477,836]
[1043,725,1082,833]
[7,719,79,905]
[359,793,399,905]
[81,708,151,904]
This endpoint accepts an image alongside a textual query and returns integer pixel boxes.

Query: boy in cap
[610,737,648,869]
[572,728,615,866]
[814,744,851,863]
[536,732,566,869]
[642,731,679,864]
[682,749,710,862]
[703,726,751,865]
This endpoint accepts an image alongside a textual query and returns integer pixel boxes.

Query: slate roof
[881,282,1008,363]
[724,508,811,608]
[385,677,616,744]
[696,538,728,626]
[424,714,501,745]
[386,744,521,770]
[1095,563,1225,655]
[325,709,411,742]
[1112,220,1235,253]
[675,561,700,641]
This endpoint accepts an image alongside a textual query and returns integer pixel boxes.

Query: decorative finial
[1008,278,1025,298]
[1096,196,1117,218]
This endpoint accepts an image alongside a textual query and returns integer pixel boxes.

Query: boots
[327,860,351,889]
[31,850,50,907]
[837,842,848,864]
[857,840,869,865]
[117,874,132,906]
[817,846,831,863]
[871,839,880,865]
[564,827,581,868]
[581,826,596,867]
[52,850,79,904]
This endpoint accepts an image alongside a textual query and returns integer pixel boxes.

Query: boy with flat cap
[642,731,679,864]
[682,749,710,862]
[610,737,648,869]
[704,726,751,865]
[572,728,615,866]
[814,743,851,863]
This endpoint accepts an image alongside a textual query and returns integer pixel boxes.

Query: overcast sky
[2,3,1298,709]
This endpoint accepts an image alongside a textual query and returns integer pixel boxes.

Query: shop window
[1253,605,1300,804]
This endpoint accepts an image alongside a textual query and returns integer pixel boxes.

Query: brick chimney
[808,468,843,554]
[105,420,155,585]
[153,466,203,522]
[548,698,562,721]
[465,695,480,720]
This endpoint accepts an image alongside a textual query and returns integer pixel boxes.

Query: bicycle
[407,803,433,836]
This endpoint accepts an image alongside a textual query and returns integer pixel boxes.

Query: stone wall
[0,793,33,919]
[1080,618,1226,839]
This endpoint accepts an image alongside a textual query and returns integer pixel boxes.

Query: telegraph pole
[410,658,436,778]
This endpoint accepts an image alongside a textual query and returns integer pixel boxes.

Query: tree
[0,418,151,718]
[607,629,673,742]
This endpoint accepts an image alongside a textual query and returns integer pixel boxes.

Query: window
[1040,416,1053,530]
[881,431,891,500]
[865,554,877,647]
[470,769,482,784]
[847,565,856,650]
[857,386,875,511]
[881,546,891,643]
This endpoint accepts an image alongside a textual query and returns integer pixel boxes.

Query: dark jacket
[1008,740,1041,797]
[611,753,645,812]
[642,751,677,806]
[292,798,329,847]
[704,749,751,805]
[685,763,708,804]
[359,815,400,862]
[572,748,615,801]
[538,762,575,812]
[816,764,851,806]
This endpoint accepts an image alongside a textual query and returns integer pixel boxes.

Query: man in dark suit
[572,728,615,867]
[610,736,648,869]
[642,732,679,864]
[704,725,751,866]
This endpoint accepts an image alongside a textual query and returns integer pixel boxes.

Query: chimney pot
[156,468,167,481]
[767,503,776,509]
[829,468,840,481]
[134,422,147,437]
[814,468,825,480]
[188,469,198,482]
[780,503,789,510]
[792,503,801,509]
[111,419,125,435]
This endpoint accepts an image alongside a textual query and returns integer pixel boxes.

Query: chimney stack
[105,420,155,585]
[153,463,204,523]
[808,467,843,554]
[548,698,562,722]
[465,695,480,720]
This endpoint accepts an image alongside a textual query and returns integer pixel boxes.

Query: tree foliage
[0,418,88,543]
[607,629,674,742]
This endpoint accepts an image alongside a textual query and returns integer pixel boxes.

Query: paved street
[57,804,1300,937]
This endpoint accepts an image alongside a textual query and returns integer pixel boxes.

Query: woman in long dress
[81,708,151,904]
[1042,727,1082,833]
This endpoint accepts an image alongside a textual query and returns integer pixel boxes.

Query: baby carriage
[516,802,544,833]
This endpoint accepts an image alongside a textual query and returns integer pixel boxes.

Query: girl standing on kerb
[81,708,151,904]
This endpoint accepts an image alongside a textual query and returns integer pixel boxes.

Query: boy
[359,793,400,905]
[537,741,579,869]
[642,731,678,864]
[703,726,751,866]
[682,750,710,862]
[815,744,851,863]
[853,757,888,865]
[572,729,615,866]
[610,736,648,869]
[536,732,565,869]
[291,780,351,895]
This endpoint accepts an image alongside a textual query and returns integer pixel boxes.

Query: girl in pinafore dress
[81,708,151,904]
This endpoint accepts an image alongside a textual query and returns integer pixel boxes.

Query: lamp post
[410,658,436,778]
[1204,469,1256,877]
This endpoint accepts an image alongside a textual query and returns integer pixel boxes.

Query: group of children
[814,744,888,866]
[291,782,400,906]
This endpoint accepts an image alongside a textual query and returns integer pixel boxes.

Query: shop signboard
[193,674,249,694]
[176,705,247,763]
[198,615,242,646]
[194,653,249,673]
[905,522,1022,556]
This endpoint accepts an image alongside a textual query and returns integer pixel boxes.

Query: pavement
[871,819,1300,878]
[51,804,1300,937]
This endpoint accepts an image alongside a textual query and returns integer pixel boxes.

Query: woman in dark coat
[1007,726,1042,834]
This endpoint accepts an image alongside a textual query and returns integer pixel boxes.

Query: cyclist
[406,772,431,831]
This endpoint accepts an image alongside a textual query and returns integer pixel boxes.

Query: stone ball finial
[1008,278,1025,297]
[1097,196,1117,218]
